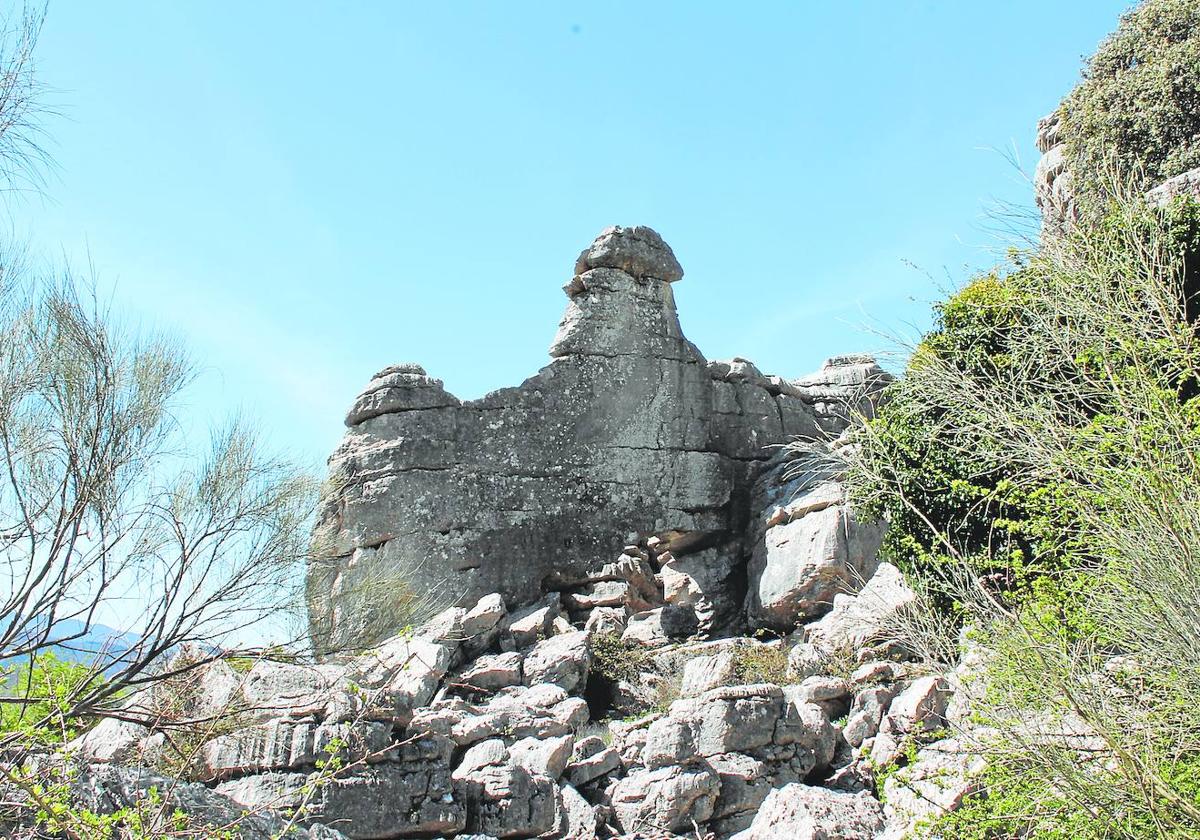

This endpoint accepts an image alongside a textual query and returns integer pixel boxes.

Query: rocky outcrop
[308,226,887,655]
[64,559,986,840]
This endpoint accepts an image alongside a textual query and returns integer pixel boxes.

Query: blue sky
[18,2,1131,469]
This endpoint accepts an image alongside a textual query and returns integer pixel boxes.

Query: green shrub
[1,653,104,747]
[847,188,1200,835]
[852,196,1200,629]
[1060,0,1200,211]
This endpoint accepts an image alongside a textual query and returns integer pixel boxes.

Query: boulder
[881,737,986,839]
[564,736,621,786]
[458,652,524,691]
[66,718,149,764]
[670,684,785,758]
[522,630,591,692]
[609,764,720,834]
[201,720,395,781]
[730,784,885,840]
[63,764,346,840]
[217,738,462,840]
[549,784,601,840]
[746,453,885,632]
[573,224,684,282]
[709,751,773,823]
[805,562,916,654]
[508,734,574,780]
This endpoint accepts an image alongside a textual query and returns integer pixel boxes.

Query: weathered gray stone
[217,743,463,840]
[709,752,773,822]
[679,650,738,698]
[522,630,591,692]
[796,675,850,704]
[64,764,346,840]
[508,734,574,780]
[308,227,839,655]
[344,364,457,427]
[729,784,884,840]
[548,783,601,840]
[1146,167,1200,207]
[453,759,558,838]
[746,452,885,632]
[573,224,684,282]
[583,606,626,635]
[776,692,838,772]
[458,652,523,691]
[786,642,829,681]
[881,737,986,839]
[843,684,898,749]
[202,719,395,780]
[609,764,720,834]
[788,355,893,433]
[564,738,621,787]
[870,676,951,766]
[643,716,697,769]
[66,718,149,764]
[806,562,916,654]
[503,593,565,650]
[670,684,785,758]
[348,634,456,725]
[621,608,672,647]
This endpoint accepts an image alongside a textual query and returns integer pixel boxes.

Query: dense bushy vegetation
[1061,0,1200,210]
[850,142,1200,840]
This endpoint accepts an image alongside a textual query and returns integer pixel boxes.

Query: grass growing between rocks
[729,643,789,686]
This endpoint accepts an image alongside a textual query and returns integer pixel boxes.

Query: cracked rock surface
[307,226,888,655]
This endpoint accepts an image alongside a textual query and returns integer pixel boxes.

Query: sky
[16,1,1133,471]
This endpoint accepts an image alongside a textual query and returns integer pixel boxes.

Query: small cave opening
[582,670,619,720]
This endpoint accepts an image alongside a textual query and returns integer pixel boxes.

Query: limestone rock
[670,684,787,758]
[308,227,835,655]
[789,355,893,432]
[609,764,720,834]
[745,446,886,632]
[730,784,884,840]
[574,224,684,282]
[522,630,591,692]
[217,741,462,839]
[202,720,394,781]
[508,734,574,780]
[458,652,523,691]
[679,650,738,698]
[1146,167,1200,207]
[344,364,457,427]
[66,718,150,764]
[805,562,916,654]
[66,764,346,840]
[881,737,985,839]
[549,783,601,840]
[709,751,773,824]
[564,736,621,786]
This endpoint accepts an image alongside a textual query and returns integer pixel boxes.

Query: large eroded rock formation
[307,227,883,654]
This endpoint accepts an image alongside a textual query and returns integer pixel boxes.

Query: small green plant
[1,653,105,747]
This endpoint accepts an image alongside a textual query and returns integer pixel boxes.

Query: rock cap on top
[574,225,684,283]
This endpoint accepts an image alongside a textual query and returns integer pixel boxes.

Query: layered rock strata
[308,226,889,655]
